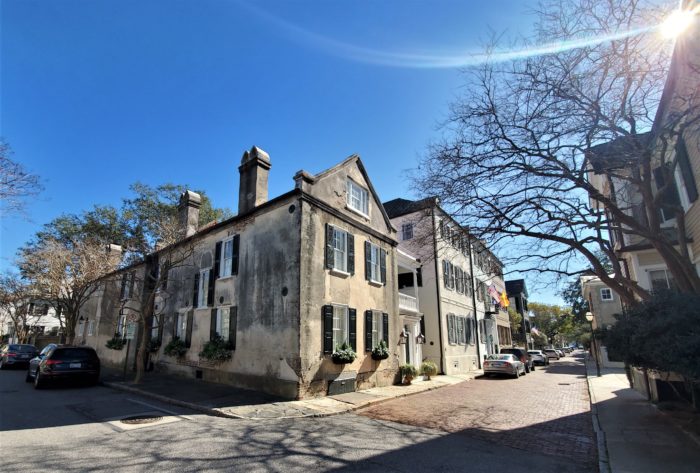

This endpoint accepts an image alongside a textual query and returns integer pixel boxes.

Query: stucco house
[383,197,509,376]
[580,274,624,368]
[78,147,400,399]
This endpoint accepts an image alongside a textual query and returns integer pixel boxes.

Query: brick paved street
[358,353,596,469]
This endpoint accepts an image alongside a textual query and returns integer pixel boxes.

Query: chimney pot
[178,190,202,238]
[238,146,271,215]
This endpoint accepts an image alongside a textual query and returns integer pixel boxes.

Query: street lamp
[585,311,601,377]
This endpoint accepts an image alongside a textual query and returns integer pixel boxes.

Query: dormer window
[346,179,369,216]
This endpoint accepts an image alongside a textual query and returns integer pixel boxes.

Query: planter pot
[403,375,414,385]
[423,375,431,381]
[332,356,355,365]
[371,353,389,361]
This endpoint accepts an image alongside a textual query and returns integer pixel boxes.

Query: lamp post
[585,311,601,377]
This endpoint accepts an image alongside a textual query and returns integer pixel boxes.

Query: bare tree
[20,239,121,344]
[0,273,45,344]
[0,140,43,217]
[414,0,700,305]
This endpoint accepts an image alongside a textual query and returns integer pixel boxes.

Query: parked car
[499,347,534,372]
[556,348,565,357]
[26,345,100,389]
[484,354,525,378]
[543,348,560,360]
[0,344,38,369]
[528,350,549,366]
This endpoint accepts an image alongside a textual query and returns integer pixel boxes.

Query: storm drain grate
[120,415,163,425]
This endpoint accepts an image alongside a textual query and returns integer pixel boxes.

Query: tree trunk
[133,317,148,384]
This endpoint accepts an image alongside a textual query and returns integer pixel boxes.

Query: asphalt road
[1,366,593,472]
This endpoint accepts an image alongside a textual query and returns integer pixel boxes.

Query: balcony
[399,293,419,313]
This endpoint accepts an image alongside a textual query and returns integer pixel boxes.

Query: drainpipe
[431,208,446,375]
[466,229,483,369]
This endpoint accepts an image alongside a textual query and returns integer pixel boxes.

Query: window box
[331,342,357,364]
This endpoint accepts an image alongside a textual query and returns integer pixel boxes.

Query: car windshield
[9,345,35,352]
[51,348,97,361]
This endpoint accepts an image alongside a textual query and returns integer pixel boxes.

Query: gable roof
[304,154,395,232]
[382,197,439,219]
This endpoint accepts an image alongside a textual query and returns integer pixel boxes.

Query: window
[116,313,127,336]
[455,267,463,294]
[676,137,698,204]
[600,288,613,301]
[151,315,160,339]
[401,223,413,241]
[120,272,135,300]
[219,235,240,278]
[215,307,231,341]
[198,268,210,308]
[87,320,95,336]
[649,269,676,292]
[463,271,472,297]
[368,243,381,282]
[456,316,466,345]
[443,260,455,290]
[653,165,682,222]
[371,311,384,348]
[78,320,85,337]
[332,305,349,347]
[176,313,187,338]
[333,227,348,272]
[346,179,369,215]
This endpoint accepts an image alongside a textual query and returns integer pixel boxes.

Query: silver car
[483,354,525,378]
[543,349,560,360]
[528,350,549,366]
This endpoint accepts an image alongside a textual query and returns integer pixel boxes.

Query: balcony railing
[399,293,419,312]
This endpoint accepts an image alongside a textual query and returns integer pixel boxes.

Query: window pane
[219,308,230,341]
[649,270,670,292]
[333,229,347,271]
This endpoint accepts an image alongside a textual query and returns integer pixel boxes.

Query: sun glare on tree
[659,8,696,39]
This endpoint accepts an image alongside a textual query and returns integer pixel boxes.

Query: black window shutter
[185,312,193,348]
[380,249,387,285]
[322,305,334,353]
[120,273,127,299]
[232,235,240,275]
[192,272,199,308]
[325,224,334,269]
[416,267,423,287]
[443,261,448,288]
[129,272,135,297]
[677,138,698,202]
[207,269,215,306]
[364,241,371,280]
[348,308,357,351]
[214,241,222,280]
[229,307,237,350]
[364,310,373,351]
[382,313,389,344]
[210,309,217,340]
[420,315,426,338]
[42,304,49,315]
[347,233,355,275]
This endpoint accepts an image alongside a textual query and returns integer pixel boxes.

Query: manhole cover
[120,415,163,425]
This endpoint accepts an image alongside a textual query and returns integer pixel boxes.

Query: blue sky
[2,0,577,303]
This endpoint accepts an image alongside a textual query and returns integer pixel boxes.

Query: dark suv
[26,345,100,389]
[499,347,534,373]
[0,344,38,369]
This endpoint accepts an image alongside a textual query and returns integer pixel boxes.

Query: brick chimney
[238,146,271,215]
[178,190,202,238]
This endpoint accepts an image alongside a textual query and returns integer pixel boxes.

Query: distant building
[505,279,532,350]
[580,274,624,368]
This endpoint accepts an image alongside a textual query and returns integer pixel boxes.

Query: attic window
[346,179,369,216]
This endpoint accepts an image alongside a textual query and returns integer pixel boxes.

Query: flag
[488,285,500,304]
[500,291,510,307]
[531,327,540,336]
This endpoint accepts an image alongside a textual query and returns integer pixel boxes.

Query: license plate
[69,363,81,369]
[492,362,503,367]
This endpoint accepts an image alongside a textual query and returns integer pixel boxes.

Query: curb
[102,381,243,419]
[584,362,611,473]
[103,374,476,421]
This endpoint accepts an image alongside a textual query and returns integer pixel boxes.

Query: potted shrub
[147,338,162,353]
[106,334,126,350]
[399,363,418,385]
[371,340,390,360]
[420,360,438,380]
[199,335,234,362]
[163,337,188,358]
[331,342,357,365]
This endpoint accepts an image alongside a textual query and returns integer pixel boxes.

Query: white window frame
[648,268,674,292]
[401,223,413,241]
[151,315,160,339]
[198,268,210,308]
[332,304,349,348]
[369,243,381,283]
[332,227,348,272]
[87,320,95,336]
[600,288,613,301]
[216,307,231,341]
[220,237,234,278]
[346,179,369,216]
[371,310,384,348]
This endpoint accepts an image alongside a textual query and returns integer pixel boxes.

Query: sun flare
[659,9,696,39]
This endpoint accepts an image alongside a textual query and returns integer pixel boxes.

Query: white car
[483,354,526,378]
[543,349,560,360]
[528,350,549,366]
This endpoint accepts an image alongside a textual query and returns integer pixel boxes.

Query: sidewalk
[102,368,480,420]
[586,360,700,473]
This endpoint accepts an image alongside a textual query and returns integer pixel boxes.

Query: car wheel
[33,371,45,389]
[525,364,530,373]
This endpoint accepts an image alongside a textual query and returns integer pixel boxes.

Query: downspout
[466,230,482,369]
[431,208,446,375]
